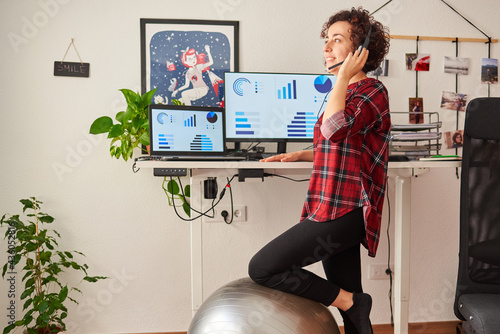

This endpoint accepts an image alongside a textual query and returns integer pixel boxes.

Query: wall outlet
[368,264,393,280]
[204,205,246,223]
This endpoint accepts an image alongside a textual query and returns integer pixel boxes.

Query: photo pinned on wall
[444,56,470,75]
[481,58,498,84]
[409,97,424,124]
[405,53,430,71]
[368,59,389,77]
[140,19,239,107]
[440,91,467,112]
[444,130,464,149]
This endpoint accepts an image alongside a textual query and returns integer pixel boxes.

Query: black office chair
[454,97,500,334]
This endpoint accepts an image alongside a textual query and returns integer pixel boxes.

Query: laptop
[148,104,245,161]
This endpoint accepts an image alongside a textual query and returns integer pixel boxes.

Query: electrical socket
[368,264,393,280]
[204,205,247,223]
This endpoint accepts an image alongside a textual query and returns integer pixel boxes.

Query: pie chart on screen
[157,113,168,124]
[314,75,333,93]
[207,112,218,123]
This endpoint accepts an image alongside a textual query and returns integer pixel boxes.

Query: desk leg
[190,177,203,316]
[394,176,411,334]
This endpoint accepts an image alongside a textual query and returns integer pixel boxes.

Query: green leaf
[23,298,33,310]
[119,89,140,107]
[38,300,49,313]
[166,180,180,195]
[139,132,150,146]
[182,202,191,217]
[140,88,157,109]
[108,124,124,138]
[20,198,37,212]
[38,215,54,223]
[3,323,15,334]
[83,275,107,282]
[40,251,52,263]
[184,184,191,197]
[59,286,68,301]
[89,116,113,134]
[25,277,35,288]
[115,111,125,123]
[20,287,34,300]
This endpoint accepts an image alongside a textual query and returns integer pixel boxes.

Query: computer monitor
[224,72,336,153]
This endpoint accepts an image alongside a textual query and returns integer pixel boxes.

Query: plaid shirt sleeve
[300,78,391,257]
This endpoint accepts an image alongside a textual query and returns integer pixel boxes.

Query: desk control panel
[153,168,188,177]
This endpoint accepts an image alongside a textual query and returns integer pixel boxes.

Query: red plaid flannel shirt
[300,78,391,257]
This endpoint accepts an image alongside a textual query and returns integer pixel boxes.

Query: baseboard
[131,320,461,334]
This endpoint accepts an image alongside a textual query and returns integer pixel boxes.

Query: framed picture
[141,19,239,107]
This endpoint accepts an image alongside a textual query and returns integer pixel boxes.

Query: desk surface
[136,159,461,170]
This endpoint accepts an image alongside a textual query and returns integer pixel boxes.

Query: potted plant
[1,197,107,334]
[89,88,157,161]
[89,88,190,213]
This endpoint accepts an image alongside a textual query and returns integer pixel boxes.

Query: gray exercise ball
[188,277,340,334]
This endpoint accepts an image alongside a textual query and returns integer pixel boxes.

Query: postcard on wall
[444,130,464,149]
[481,58,498,84]
[406,53,430,71]
[444,56,469,75]
[440,91,467,112]
[409,97,424,124]
[368,59,389,77]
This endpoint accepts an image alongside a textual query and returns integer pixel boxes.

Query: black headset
[328,26,372,71]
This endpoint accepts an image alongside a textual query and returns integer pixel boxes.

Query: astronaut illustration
[172,45,223,106]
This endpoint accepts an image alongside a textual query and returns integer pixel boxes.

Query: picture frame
[141,19,239,107]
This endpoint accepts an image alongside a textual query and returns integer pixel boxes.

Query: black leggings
[248,208,366,332]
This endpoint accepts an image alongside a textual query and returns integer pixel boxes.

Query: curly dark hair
[321,7,390,73]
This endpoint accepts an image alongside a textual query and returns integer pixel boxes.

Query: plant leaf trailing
[1,198,107,334]
[162,178,191,217]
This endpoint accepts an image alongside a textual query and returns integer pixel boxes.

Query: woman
[248,7,391,334]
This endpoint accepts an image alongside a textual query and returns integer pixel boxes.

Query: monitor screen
[224,72,336,142]
[149,104,225,156]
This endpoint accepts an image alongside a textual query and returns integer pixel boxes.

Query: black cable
[316,87,333,119]
[132,162,140,173]
[487,39,492,98]
[224,176,234,224]
[246,142,261,152]
[263,173,310,183]
[177,177,215,219]
[370,0,394,15]
[415,36,419,99]
[168,175,237,222]
[440,0,490,39]
[385,177,394,326]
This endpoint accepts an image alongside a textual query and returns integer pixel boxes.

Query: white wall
[1,0,499,332]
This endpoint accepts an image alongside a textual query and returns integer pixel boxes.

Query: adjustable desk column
[136,160,461,332]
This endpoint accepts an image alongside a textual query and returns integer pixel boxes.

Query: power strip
[153,168,187,177]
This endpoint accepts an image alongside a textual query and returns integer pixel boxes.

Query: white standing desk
[137,159,461,334]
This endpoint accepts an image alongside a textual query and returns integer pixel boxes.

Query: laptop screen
[149,105,226,156]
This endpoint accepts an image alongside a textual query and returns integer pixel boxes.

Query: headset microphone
[327,26,372,71]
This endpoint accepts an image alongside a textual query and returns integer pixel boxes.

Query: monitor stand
[277,142,287,154]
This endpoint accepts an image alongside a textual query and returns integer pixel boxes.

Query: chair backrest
[454,97,500,319]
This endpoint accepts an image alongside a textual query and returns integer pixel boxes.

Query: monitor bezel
[148,104,226,156]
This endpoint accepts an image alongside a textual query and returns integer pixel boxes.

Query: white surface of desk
[137,159,461,334]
